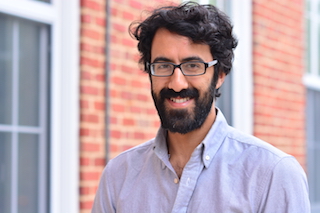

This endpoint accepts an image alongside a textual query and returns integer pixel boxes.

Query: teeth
[170,97,190,103]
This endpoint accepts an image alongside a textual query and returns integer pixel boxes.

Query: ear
[215,72,226,89]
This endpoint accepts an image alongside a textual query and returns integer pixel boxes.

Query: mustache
[159,88,199,99]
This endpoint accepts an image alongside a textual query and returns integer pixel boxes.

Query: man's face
[150,28,225,134]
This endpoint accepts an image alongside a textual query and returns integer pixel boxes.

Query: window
[305,0,320,212]
[0,14,50,213]
[187,0,253,133]
[0,0,80,212]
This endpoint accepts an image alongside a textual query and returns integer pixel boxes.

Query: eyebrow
[152,56,205,63]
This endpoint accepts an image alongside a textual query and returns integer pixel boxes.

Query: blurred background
[0,0,319,212]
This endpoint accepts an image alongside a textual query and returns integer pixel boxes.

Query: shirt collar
[153,108,229,169]
[153,128,171,170]
[201,108,229,168]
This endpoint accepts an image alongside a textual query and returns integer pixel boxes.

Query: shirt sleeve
[258,156,310,213]
[91,163,116,213]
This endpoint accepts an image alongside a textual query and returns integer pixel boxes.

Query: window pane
[18,133,39,213]
[216,72,233,124]
[0,132,12,213]
[18,20,42,127]
[307,89,320,205]
[0,14,13,125]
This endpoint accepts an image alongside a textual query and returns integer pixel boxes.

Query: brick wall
[252,0,306,167]
[79,0,107,212]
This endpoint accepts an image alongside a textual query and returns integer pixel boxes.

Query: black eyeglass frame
[147,60,218,77]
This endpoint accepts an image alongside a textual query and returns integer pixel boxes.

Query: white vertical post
[231,0,253,134]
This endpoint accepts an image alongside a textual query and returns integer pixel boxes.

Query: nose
[167,67,189,92]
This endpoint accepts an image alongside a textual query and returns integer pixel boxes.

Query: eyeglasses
[148,60,218,77]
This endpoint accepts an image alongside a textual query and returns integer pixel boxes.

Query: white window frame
[0,0,80,212]
[304,0,320,91]
[230,0,253,134]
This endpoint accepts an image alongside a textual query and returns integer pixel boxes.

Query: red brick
[112,76,127,85]
[80,201,94,210]
[95,73,105,81]
[123,118,135,126]
[110,130,121,139]
[122,38,136,47]
[130,106,142,113]
[122,145,133,150]
[95,17,106,26]
[81,143,100,152]
[80,100,90,109]
[80,157,90,166]
[113,23,126,32]
[129,0,143,9]
[110,144,120,153]
[81,14,91,23]
[81,0,104,11]
[123,11,135,20]
[121,91,133,99]
[81,28,103,40]
[94,101,105,111]
[80,128,90,136]
[81,71,92,80]
[94,158,106,166]
[112,104,125,112]
[80,186,91,195]
[80,85,99,95]
[134,132,146,139]
[80,56,104,68]
[121,65,133,73]
[136,94,149,102]
[110,116,118,124]
[81,114,99,123]
[80,171,101,181]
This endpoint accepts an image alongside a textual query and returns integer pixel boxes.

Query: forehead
[151,28,212,62]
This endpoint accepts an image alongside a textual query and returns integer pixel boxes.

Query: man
[93,2,310,212]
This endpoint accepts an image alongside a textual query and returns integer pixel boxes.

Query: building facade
[0,0,319,212]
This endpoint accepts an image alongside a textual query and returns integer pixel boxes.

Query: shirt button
[174,178,179,184]
[205,155,210,161]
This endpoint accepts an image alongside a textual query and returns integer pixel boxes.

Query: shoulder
[225,126,290,160]
[106,139,156,173]
[220,126,305,182]
[221,127,309,211]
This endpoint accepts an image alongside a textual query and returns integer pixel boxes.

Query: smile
[170,97,191,103]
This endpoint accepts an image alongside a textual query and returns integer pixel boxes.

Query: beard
[151,80,216,134]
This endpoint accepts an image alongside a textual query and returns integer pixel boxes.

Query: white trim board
[231,0,253,134]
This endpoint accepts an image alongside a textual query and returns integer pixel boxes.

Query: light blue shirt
[92,109,310,213]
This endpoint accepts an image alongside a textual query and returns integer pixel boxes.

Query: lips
[170,97,191,103]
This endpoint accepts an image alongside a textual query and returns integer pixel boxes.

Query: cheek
[151,77,168,92]
[190,75,213,91]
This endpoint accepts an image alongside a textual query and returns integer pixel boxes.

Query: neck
[167,107,217,177]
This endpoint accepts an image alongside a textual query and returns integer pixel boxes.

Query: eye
[155,63,171,70]
[184,62,202,69]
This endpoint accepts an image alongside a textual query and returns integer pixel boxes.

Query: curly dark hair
[129,1,238,77]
